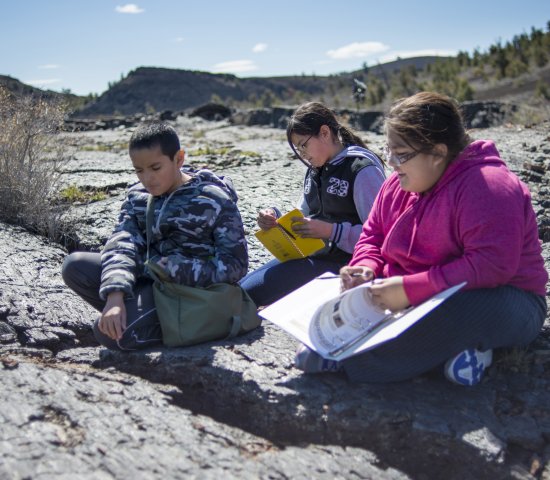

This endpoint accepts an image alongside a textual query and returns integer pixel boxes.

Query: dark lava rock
[1,120,549,479]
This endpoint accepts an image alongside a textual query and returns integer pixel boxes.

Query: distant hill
[0,74,62,98]
[0,75,91,111]
[71,56,450,118]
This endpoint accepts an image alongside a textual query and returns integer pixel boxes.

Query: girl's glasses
[295,135,313,154]
[383,145,420,165]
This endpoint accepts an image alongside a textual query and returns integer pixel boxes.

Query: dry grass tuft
[494,347,534,374]
[0,86,74,241]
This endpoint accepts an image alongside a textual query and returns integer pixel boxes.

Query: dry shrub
[0,86,72,241]
[509,102,550,126]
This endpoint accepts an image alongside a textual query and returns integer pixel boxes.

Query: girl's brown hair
[286,102,367,160]
[385,92,471,161]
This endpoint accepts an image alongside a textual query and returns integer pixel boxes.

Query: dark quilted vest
[304,156,375,259]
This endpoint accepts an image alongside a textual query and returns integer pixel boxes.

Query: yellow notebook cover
[255,209,325,262]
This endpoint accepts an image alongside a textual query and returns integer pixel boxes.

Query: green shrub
[535,80,550,100]
[59,184,107,204]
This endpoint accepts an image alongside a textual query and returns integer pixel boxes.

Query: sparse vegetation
[191,130,206,139]
[80,142,128,152]
[188,146,232,156]
[535,80,550,100]
[495,347,534,374]
[236,150,261,158]
[217,22,550,111]
[510,103,550,126]
[59,184,108,204]
[0,86,73,240]
[423,23,550,101]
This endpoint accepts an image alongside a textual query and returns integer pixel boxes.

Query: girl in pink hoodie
[296,92,548,386]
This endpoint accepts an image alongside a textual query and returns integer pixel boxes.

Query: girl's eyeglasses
[383,145,420,166]
[295,135,313,154]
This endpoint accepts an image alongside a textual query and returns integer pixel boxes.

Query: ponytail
[337,125,367,148]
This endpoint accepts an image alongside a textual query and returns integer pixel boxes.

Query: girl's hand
[369,276,410,312]
[290,216,332,239]
[100,291,127,340]
[340,265,374,291]
[257,208,278,230]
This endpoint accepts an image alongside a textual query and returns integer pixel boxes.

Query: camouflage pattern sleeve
[160,190,249,287]
[99,191,147,299]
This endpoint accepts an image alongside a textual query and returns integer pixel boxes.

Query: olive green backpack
[145,195,261,347]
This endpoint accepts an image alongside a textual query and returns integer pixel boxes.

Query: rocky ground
[1,116,550,479]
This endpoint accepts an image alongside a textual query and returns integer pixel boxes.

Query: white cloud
[25,78,61,87]
[252,43,267,53]
[174,37,184,43]
[38,64,60,70]
[327,42,389,60]
[378,49,457,63]
[211,60,258,74]
[115,4,144,14]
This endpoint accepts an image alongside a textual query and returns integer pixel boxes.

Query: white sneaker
[294,344,342,373]
[444,348,493,386]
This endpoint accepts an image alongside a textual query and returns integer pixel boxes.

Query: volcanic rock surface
[1,116,549,479]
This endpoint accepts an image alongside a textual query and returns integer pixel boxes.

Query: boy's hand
[157,257,168,268]
[340,265,374,291]
[369,276,410,312]
[100,291,127,340]
[257,208,278,230]
[290,217,332,239]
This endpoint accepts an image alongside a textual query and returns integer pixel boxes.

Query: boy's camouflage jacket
[99,167,248,300]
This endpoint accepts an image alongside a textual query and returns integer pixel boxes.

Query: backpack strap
[225,286,244,339]
[145,194,155,261]
[145,195,163,285]
[227,315,242,339]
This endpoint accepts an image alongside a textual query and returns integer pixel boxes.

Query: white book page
[259,272,341,351]
[260,273,466,361]
[308,283,387,357]
[334,282,466,360]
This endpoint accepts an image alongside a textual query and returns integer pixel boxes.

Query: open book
[254,209,325,262]
[259,273,465,361]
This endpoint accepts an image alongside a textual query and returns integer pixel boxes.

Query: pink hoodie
[350,140,548,305]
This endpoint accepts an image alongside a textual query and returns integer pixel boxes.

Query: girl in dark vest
[240,102,385,306]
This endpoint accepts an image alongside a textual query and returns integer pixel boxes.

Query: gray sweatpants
[343,285,547,383]
[62,252,163,350]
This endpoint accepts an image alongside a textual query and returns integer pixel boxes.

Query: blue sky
[1,0,548,96]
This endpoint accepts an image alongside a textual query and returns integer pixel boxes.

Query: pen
[317,273,366,279]
[328,313,393,356]
[328,306,413,357]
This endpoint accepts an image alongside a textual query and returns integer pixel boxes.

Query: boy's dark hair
[129,122,180,159]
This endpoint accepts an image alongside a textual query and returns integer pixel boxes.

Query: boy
[62,122,248,350]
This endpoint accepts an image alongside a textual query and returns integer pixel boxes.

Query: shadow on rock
[94,325,537,480]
